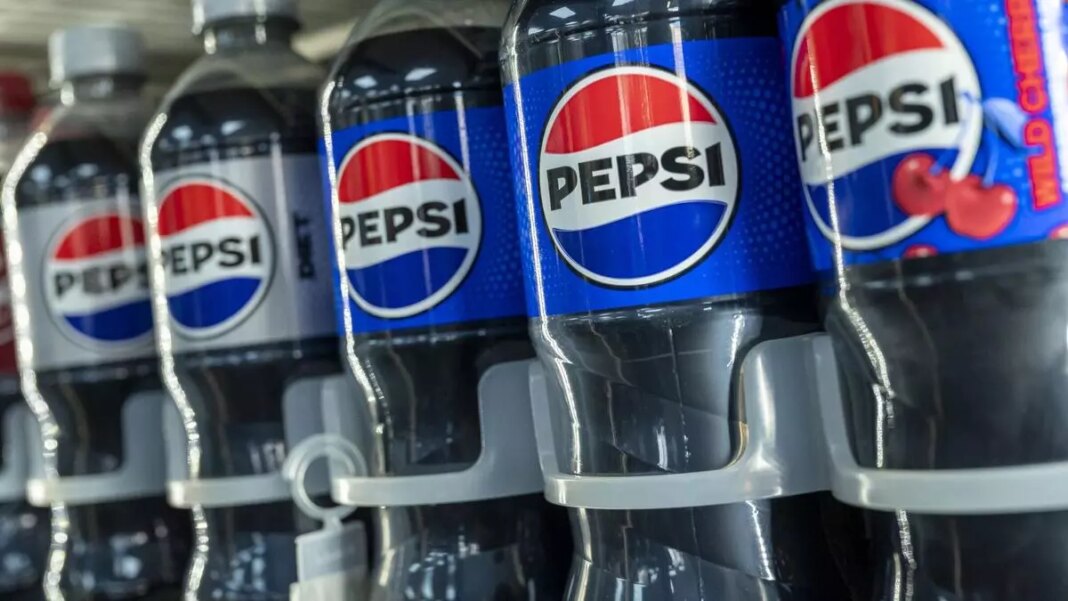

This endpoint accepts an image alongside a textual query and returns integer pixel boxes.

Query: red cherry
[904,244,938,259]
[945,176,1018,240]
[893,153,950,217]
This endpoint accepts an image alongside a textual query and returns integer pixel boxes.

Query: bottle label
[17,197,154,370]
[321,106,526,335]
[505,38,814,317]
[152,155,335,353]
[780,0,1068,268]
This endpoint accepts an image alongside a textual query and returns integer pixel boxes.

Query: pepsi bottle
[780,1,1068,599]
[0,71,49,601]
[502,1,866,599]
[320,1,568,599]
[0,25,190,601]
[140,0,341,598]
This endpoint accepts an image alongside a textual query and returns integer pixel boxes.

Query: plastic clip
[331,361,544,507]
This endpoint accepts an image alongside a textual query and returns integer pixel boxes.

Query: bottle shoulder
[149,50,323,164]
[326,25,503,119]
[165,48,323,100]
[44,97,152,143]
[324,0,509,118]
[503,0,779,80]
[12,103,146,207]
[507,0,775,31]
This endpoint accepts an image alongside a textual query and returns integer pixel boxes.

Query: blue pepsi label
[504,38,814,317]
[323,107,526,335]
[780,0,1068,268]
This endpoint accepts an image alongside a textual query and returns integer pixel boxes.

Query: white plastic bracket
[28,391,167,507]
[811,334,1068,515]
[331,361,544,507]
[166,377,332,509]
[530,335,832,510]
[529,332,1068,515]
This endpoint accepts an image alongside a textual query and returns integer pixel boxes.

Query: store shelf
[0,0,370,90]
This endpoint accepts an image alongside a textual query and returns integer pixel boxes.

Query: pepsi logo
[539,66,739,288]
[336,133,482,319]
[791,0,982,250]
[158,181,275,339]
[43,211,153,347]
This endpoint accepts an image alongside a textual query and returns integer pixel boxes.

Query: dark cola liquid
[13,134,189,600]
[0,378,48,601]
[829,239,1068,600]
[328,26,570,601]
[506,2,866,600]
[150,85,341,599]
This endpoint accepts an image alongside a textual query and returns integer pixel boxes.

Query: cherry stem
[983,127,999,188]
[932,92,981,175]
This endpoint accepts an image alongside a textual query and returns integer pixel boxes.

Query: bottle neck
[0,114,29,141]
[61,74,145,104]
[0,113,30,171]
[201,17,298,54]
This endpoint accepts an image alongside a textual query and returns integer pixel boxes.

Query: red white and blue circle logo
[791,0,982,250]
[158,181,275,339]
[335,133,482,319]
[538,66,739,288]
[44,211,153,347]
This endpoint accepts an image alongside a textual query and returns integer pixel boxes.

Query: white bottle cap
[192,0,300,33]
[48,24,146,87]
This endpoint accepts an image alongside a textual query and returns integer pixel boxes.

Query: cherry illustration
[893,153,950,217]
[1051,224,1068,240]
[944,175,1018,240]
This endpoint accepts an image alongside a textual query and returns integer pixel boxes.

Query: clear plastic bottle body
[827,251,1068,600]
[775,0,1068,597]
[3,74,190,601]
[502,1,866,599]
[0,106,50,601]
[321,2,570,599]
[141,17,340,601]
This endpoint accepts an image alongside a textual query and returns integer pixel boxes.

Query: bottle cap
[48,25,146,87]
[0,73,34,115]
[192,0,299,33]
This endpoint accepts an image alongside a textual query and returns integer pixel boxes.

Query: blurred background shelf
[0,0,369,94]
